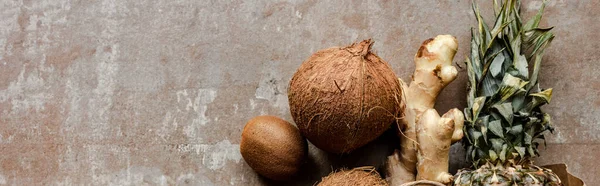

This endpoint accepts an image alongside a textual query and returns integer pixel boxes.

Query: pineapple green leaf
[488,19,513,51]
[511,90,526,112]
[466,57,478,107]
[469,128,483,147]
[490,0,506,36]
[524,132,533,145]
[493,103,514,124]
[489,120,504,138]
[525,117,540,128]
[479,115,490,144]
[465,108,473,123]
[498,74,528,102]
[531,88,553,102]
[499,144,508,161]
[472,2,491,54]
[515,146,526,158]
[516,111,529,117]
[523,0,547,31]
[488,1,512,50]
[509,0,522,39]
[472,97,487,122]
[490,138,504,152]
[470,30,483,82]
[513,134,523,146]
[527,35,554,91]
[542,113,552,127]
[490,51,506,77]
[527,146,537,156]
[493,0,500,16]
[481,46,506,81]
[489,150,498,162]
[470,149,478,163]
[480,73,499,97]
[513,54,529,78]
[522,88,553,112]
[504,126,512,134]
[490,112,502,121]
[510,125,523,135]
[466,146,474,162]
[523,27,553,58]
[510,34,522,61]
[532,30,554,55]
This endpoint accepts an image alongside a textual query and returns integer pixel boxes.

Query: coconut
[318,167,388,186]
[240,115,308,181]
[288,39,403,153]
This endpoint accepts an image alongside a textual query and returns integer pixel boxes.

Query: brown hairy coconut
[318,167,388,186]
[240,115,307,181]
[288,39,403,153]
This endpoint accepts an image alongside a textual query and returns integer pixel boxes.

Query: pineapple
[454,0,561,185]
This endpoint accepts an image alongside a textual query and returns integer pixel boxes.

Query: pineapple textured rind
[454,163,561,186]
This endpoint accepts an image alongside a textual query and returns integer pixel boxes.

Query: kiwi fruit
[240,115,307,181]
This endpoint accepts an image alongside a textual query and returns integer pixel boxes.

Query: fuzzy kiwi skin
[240,115,308,181]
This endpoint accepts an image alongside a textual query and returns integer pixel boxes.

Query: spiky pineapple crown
[463,0,555,167]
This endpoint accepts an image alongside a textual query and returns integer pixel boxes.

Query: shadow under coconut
[281,128,400,185]
[256,125,469,186]
[256,127,404,186]
[323,129,400,170]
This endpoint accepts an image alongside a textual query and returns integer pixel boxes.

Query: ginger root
[386,35,464,185]
[416,108,463,183]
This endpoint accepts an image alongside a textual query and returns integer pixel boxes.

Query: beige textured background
[0,0,597,185]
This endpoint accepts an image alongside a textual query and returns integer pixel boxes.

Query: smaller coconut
[318,167,388,186]
[240,115,307,181]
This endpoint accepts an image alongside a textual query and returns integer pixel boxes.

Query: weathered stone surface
[0,0,596,185]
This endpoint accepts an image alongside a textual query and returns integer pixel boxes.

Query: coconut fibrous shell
[318,167,389,186]
[288,39,404,154]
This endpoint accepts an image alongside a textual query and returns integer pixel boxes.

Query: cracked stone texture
[0,0,597,185]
